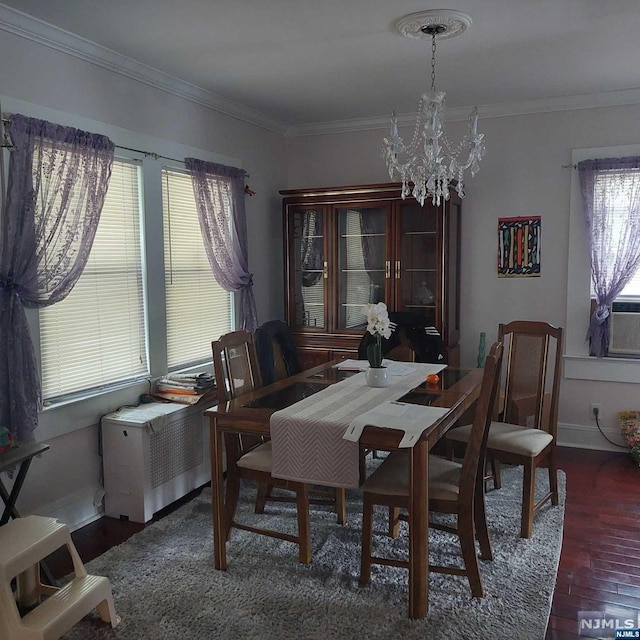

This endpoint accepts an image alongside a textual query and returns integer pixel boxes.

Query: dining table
[204,359,483,619]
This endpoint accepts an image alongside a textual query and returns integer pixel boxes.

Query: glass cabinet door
[291,208,325,329]
[336,206,388,331]
[397,200,439,326]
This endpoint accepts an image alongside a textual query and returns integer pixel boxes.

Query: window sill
[564,354,640,384]
[37,379,150,441]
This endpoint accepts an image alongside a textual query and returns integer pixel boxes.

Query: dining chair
[251,322,347,522]
[212,330,312,563]
[359,341,504,598]
[445,321,563,538]
[254,319,302,386]
[357,311,445,364]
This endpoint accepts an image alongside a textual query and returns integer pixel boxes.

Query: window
[40,158,148,401]
[583,161,640,359]
[565,145,640,382]
[617,271,640,299]
[162,168,233,370]
[589,167,640,302]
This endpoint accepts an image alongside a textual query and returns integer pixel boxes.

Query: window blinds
[162,168,233,370]
[40,159,148,400]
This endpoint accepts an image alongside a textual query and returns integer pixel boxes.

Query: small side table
[0,442,50,526]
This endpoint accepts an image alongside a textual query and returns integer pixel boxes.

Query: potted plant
[362,302,394,387]
[619,411,640,466]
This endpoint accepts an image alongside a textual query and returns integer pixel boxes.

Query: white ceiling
[1,0,640,130]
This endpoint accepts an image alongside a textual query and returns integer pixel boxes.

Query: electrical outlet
[590,403,601,420]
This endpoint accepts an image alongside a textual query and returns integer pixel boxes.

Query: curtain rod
[0,116,249,177]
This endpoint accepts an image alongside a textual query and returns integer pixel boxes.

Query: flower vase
[366,367,390,388]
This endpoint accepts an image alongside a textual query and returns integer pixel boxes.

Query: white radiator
[101,401,213,523]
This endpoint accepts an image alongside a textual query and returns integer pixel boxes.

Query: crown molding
[285,88,640,138]
[0,4,287,135]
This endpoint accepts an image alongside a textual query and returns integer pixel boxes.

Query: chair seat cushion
[362,452,461,502]
[447,422,553,457]
[237,440,272,473]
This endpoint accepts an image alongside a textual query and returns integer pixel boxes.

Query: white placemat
[344,401,450,447]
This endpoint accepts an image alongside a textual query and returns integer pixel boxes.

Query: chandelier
[383,10,485,206]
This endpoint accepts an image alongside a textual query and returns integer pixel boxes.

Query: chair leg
[388,506,400,539]
[224,474,241,541]
[457,510,484,597]
[444,438,456,461]
[491,456,502,490]
[548,448,559,506]
[360,495,373,585]
[335,488,347,525]
[295,483,311,565]
[254,482,273,514]
[521,462,536,538]
[474,486,492,561]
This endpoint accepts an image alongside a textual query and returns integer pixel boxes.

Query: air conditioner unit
[609,311,640,356]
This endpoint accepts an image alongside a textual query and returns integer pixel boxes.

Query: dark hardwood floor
[43,447,638,639]
[546,447,640,639]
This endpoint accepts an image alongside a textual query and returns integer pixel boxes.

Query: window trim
[566,144,640,383]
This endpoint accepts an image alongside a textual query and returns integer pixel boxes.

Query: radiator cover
[101,401,212,523]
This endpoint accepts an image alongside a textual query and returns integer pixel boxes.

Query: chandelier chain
[431,33,437,94]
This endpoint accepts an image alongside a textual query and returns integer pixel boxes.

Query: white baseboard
[32,484,105,532]
[557,421,629,452]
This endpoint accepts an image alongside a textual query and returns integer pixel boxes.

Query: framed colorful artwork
[498,216,541,277]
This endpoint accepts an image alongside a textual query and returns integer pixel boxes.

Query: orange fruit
[426,373,440,385]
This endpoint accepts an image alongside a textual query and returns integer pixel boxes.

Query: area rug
[61,464,565,640]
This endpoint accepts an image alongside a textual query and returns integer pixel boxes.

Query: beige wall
[0,30,286,526]
[284,105,640,450]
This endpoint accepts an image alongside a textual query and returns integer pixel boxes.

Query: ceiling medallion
[394,10,472,40]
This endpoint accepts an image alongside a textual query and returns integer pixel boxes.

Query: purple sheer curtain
[578,157,640,357]
[0,114,114,441]
[184,158,258,331]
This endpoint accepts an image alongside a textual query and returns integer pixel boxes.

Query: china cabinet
[281,183,461,368]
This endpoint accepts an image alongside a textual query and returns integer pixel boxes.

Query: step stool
[0,515,120,640]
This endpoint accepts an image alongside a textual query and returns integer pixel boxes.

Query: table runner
[270,363,445,489]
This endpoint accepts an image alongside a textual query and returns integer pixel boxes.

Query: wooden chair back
[385,326,416,362]
[498,321,563,438]
[254,319,302,385]
[212,330,263,405]
[458,341,504,501]
[212,330,264,456]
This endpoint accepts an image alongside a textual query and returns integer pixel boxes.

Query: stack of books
[154,373,215,404]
